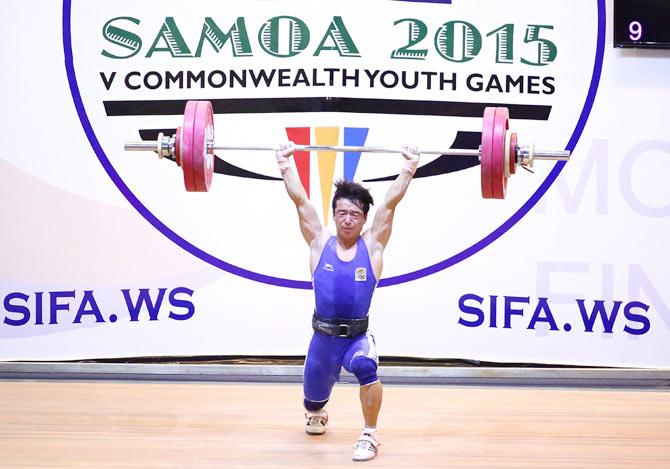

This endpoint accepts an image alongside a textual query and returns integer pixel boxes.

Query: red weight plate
[181,102,198,192]
[480,107,496,199]
[510,132,517,175]
[193,101,214,192]
[492,107,509,199]
[503,130,512,178]
[174,126,182,167]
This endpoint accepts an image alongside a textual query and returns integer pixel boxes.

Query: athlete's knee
[350,355,378,386]
[304,398,329,412]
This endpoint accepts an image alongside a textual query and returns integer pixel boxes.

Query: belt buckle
[338,324,350,337]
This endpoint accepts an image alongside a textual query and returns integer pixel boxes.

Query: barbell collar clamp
[154,133,174,159]
[518,144,535,168]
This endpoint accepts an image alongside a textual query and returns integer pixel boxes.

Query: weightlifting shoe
[352,433,380,461]
[304,409,328,435]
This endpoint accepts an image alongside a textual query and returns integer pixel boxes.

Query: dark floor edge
[0,363,668,388]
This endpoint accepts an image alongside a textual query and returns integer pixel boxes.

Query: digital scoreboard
[614,0,670,49]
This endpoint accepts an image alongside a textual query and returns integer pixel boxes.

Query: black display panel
[614,0,670,48]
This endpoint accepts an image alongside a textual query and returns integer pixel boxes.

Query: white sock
[363,426,377,435]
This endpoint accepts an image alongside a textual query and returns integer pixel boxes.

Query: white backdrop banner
[1,0,669,367]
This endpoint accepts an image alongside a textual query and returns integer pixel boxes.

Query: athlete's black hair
[331,179,374,216]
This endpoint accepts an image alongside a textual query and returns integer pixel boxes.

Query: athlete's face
[333,198,367,242]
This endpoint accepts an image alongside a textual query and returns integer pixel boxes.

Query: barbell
[124,100,570,198]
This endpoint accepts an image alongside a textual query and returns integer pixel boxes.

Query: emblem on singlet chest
[355,267,367,282]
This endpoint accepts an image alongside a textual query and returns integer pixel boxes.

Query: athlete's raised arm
[276,143,327,248]
[368,146,420,251]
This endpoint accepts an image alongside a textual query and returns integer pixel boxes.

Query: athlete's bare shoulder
[309,230,332,273]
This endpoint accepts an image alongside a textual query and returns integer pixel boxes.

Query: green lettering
[101,17,142,59]
[314,16,360,57]
[258,16,310,58]
[146,17,192,58]
[196,17,252,57]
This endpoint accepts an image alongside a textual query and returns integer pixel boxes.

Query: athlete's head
[332,180,374,216]
[331,180,374,242]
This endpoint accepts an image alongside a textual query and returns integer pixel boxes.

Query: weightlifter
[276,142,420,462]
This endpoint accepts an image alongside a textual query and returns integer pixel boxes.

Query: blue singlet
[312,236,377,319]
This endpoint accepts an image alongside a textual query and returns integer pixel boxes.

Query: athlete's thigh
[303,333,346,401]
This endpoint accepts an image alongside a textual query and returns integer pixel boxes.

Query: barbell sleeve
[125,142,162,152]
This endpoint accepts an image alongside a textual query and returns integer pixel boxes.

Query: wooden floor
[0,381,669,468]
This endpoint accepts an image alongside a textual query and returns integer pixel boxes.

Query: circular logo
[64,0,605,288]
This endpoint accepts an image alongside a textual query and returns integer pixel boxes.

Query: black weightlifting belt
[312,313,369,338]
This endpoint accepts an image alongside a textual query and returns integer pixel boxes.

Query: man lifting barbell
[276,141,420,462]
[122,100,572,460]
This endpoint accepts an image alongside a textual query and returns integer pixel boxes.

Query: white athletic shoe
[304,409,328,435]
[352,433,380,461]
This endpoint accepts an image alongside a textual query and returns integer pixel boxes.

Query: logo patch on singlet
[355,267,367,281]
[323,263,334,272]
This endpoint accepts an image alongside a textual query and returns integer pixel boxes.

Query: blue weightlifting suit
[304,236,379,410]
[313,237,377,319]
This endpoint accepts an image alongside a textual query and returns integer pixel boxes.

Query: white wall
[0,0,668,366]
